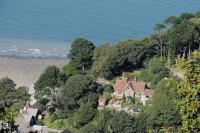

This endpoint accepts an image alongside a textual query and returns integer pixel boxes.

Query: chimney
[122,76,129,83]
[20,109,23,114]
[126,77,129,83]
[135,77,137,82]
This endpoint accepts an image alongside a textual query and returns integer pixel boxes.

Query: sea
[0,0,200,58]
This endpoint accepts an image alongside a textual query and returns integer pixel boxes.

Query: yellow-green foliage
[43,115,52,127]
[191,18,200,25]
[175,55,187,70]
[1,108,17,125]
[175,50,200,70]
[176,51,200,131]
[43,115,77,132]
[192,50,200,59]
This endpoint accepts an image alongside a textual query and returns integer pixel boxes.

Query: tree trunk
[188,44,191,61]
[82,66,85,72]
[160,43,163,60]
[183,47,187,59]
[167,49,171,67]
[159,31,163,60]
[167,37,171,67]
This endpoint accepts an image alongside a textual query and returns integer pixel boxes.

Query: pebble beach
[0,57,67,87]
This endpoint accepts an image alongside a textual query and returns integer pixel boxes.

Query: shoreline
[0,57,68,87]
[0,55,68,59]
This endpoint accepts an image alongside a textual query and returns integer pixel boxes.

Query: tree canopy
[0,77,16,109]
[31,11,200,132]
[34,65,60,98]
[60,75,100,110]
[146,78,181,132]
[92,40,155,79]
[69,38,95,71]
[175,50,200,131]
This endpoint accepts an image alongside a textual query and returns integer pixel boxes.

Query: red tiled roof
[130,81,154,96]
[114,78,129,92]
[114,77,154,97]
[129,81,146,94]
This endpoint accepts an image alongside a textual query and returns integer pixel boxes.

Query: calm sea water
[0,0,200,57]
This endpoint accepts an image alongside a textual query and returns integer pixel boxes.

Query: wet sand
[0,57,68,87]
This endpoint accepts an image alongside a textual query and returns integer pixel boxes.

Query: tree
[73,104,97,128]
[11,86,29,111]
[61,64,77,77]
[179,12,194,21]
[141,58,170,86]
[175,51,200,131]
[134,113,148,133]
[154,23,166,60]
[168,16,199,58]
[56,75,100,129]
[146,78,181,132]
[92,40,155,79]
[0,77,16,108]
[3,108,17,128]
[61,75,100,110]
[79,123,101,133]
[91,109,112,132]
[164,16,178,67]
[58,64,77,86]
[102,84,114,93]
[69,38,95,71]
[35,66,60,98]
[13,87,28,101]
[164,16,178,26]
[91,44,115,79]
[0,78,28,124]
[107,111,135,133]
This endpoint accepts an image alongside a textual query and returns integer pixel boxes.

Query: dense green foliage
[35,66,60,98]
[58,64,78,85]
[92,40,155,79]
[145,78,181,131]
[60,75,100,110]
[80,110,133,133]
[0,77,16,109]
[73,104,97,128]
[102,84,114,93]
[107,111,135,133]
[37,11,200,132]
[91,12,200,80]
[69,38,95,71]
[42,75,100,130]
[141,58,170,86]
[0,78,28,129]
[79,109,147,133]
[175,51,200,131]
[0,78,28,112]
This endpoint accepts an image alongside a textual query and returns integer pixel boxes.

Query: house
[98,96,106,108]
[32,125,46,133]
[20,102,38,126]
[114,77,154,105]
[108,96,123,111]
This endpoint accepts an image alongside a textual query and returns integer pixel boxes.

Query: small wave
[27,48,41,53]
[0,39,70,58]
[11,45,17,48]
[0,48,18,52]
